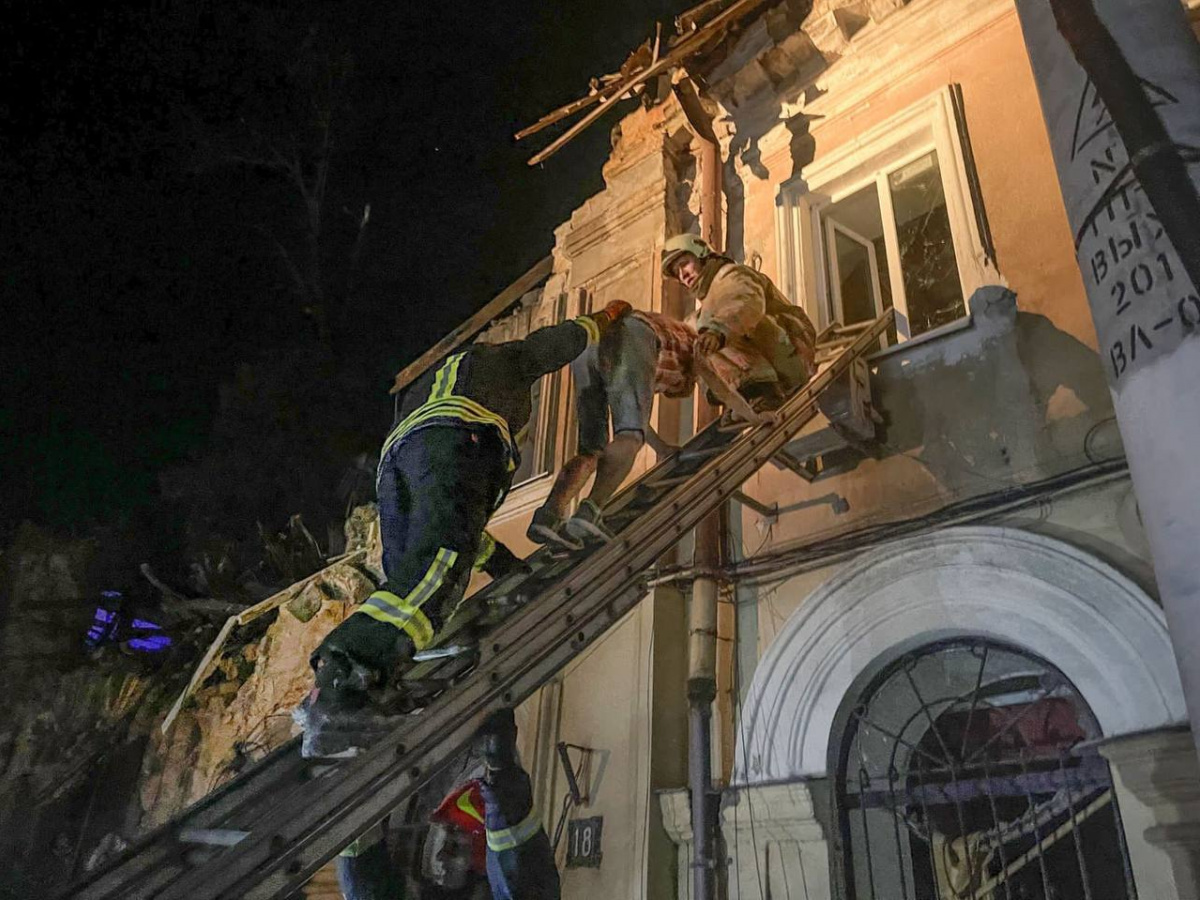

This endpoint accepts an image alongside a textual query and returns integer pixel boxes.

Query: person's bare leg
[544,453,598,518]
[586,431,644,508]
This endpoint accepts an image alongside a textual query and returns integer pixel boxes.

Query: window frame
[825,215,886,327]
[508,291,571,492]
[775,86,996,340]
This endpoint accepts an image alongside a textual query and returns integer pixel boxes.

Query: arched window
[835,638,1137,900]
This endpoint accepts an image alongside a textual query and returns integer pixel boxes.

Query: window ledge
[867,313,974,363]
[492,473,554,524]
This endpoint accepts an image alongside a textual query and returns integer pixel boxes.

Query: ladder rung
[643,473,693,490]
[179,829,250,847]
[677,443,729,464]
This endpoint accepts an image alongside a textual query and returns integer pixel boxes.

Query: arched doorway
[835,637,1136,900]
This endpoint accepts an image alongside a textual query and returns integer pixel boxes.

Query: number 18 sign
[565,816,603,868]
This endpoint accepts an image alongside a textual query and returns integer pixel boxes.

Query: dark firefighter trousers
[323,425,510,675]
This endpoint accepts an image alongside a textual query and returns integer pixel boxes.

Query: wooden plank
[527,0,768,166]
[161,615,237,734]
[389,256,554,395]
[677,0,737,33]
[235,549,367,626]
[515,83,625,141]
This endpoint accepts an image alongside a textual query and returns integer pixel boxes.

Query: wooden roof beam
[526,0,770,167]
[389,255,553,395]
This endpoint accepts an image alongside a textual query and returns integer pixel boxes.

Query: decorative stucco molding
[735,525,1186,782]
[1101,726,1200,900]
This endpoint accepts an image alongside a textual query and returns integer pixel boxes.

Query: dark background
[0,0,692,586]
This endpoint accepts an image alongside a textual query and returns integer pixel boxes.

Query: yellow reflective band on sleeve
[355,547,460,650]
[457,791,485,825]
[474,531,497,572]
[486,808,543,853]
[431,353,464,401]
[575,315,601,346]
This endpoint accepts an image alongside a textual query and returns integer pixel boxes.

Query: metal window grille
[835,638,1137,900]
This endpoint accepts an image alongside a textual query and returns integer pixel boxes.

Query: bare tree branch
[255,224,310,300]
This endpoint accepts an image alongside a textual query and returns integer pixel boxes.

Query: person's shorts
[570,315,657,455]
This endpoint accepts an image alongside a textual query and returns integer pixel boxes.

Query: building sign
[565,816,603,868]
[1014,0,1200,391]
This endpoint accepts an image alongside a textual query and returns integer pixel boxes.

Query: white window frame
[825,218,885,327]
[775,87,995,340]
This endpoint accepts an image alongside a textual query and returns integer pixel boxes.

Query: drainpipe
[674,74,723,900]
[1014,0,1200,759]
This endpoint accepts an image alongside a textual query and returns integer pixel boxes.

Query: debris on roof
[518,0,784,165]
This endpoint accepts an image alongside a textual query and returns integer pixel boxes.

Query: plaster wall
[752,472,1154,662]
[734,285,1121,575]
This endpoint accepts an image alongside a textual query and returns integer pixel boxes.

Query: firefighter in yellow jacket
[662,234,816,410]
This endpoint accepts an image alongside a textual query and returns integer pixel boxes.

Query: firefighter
[526,308,698,547]
[308,301,633,729]
[335,711,555,900]
[661,234,817,411]
[426,779,489,897]
[477,709,560,900]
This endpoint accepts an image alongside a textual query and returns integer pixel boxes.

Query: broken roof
[518,0,813,165]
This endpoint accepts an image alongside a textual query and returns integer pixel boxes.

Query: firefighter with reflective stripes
[333,712,555,900]
[478,708,559,900]
[308,302,632,722]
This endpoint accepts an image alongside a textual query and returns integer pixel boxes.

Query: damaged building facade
[129,1,1200,899]
[479,0,1200,898]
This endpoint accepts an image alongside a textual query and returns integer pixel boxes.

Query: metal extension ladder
[66,310,894,900]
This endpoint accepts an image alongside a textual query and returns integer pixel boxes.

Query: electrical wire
[725,457,1129,587]
[1083,415,1119,466]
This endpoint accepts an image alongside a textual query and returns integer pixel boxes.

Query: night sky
[0,1,693,560]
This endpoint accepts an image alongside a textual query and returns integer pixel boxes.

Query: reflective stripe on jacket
[382,316,601,485]
[485,808,543,852]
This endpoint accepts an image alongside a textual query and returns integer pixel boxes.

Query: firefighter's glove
[481,539,531,582]
[310,645,379,712]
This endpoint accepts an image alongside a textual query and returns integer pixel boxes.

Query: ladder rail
[66,310,893,900]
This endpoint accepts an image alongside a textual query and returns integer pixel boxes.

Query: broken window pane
[888,151,965,335]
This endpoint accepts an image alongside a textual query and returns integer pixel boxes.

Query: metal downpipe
[675,72,724,900]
